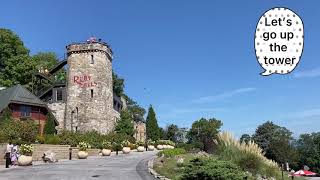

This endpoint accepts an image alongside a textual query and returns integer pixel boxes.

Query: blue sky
[1,0,319,137]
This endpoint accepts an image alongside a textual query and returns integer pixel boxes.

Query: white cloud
[193,87,256,103]
[294,67,320,78]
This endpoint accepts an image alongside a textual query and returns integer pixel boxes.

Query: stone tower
[64,39,115,134]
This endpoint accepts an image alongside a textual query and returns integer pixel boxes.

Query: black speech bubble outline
[254,7,305,76]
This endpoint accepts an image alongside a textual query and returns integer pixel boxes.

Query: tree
[113,72,124,97]
[115,110,134,136]
[0,107,12,125]
[188,118,223,153]
[166,124,179,142]
[44,113,56,135]
[123,94,146,117]
[0,29,35,88]
[159,127,166,140]
[295,132,320,173]
[240,134,251,144]
[0,28,29,69]
[146,105,160,141]
[32,52,66,82]
[252,121,296,164]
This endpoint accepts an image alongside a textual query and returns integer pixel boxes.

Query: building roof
[0,84,47,112]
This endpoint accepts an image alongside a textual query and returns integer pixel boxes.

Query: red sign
[73,75,97,88]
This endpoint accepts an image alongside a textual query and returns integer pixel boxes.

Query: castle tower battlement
[64,39,116,134]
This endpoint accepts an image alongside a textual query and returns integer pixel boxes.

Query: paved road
[0,151,157,180]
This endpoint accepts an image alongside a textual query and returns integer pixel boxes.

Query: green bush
[180,157,246,180]
[0,119,38,144]
[35,135,45,144]
[44,113,56,135]
[44,135,61,144]
[176,143,199,152]
[156,140,175,146]
[158,148,186,158]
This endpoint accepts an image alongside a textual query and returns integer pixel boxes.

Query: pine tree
[44,113,56,135]
[146,105,160,141]
[115,110,134,136]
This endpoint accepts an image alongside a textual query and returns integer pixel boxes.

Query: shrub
[102,141,112,149]
[129,143,137,150]
[136,140,144,146]
[147,139,155,145]
[180,157,246,180]
[20,144,34,155]
[35,135,45,144]
[81,131,104,149]
[44,135,61,145]
[58,130,80,147]
[176,143,199,152]
[122,140,130,147]
[44,113,56,135]
[78,142,91,151]
[157,148,186,158]
[112,142,123,151]
[156,140,175,146]
[0,119,38,144]
[217,131,281,179]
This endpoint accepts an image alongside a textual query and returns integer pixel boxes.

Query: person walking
[11,144,19,166]
[5,142,13,167]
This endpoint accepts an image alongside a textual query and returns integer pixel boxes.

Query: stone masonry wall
[47,102,66,133]
[65,42,115,134]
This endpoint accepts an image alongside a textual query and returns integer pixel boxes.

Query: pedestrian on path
[10,144,19,166]
[4,142,13,167]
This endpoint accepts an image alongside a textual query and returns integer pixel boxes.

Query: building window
[91,55,94,64]
[20,105,31,117]
[56,89,63,101]
[91,89,94,98]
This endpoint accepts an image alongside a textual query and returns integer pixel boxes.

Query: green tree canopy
[295,132,320,173]
[240,134,251,144]
[146,105,160,141]
[188,118,223,153]
[115,110,134,136]
[252,121,296,164]
[166,124,179,142]
[113,72,124,97]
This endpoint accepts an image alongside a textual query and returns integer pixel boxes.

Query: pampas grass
[217,131,281,179]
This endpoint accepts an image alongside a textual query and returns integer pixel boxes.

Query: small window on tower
[56,89,63,101]
[91,89,94,98]
[91,55,94,64]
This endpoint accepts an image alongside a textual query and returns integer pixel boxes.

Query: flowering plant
[147,140,155,145]
[20,144,34,155]
[78,142,91,151]
[121,140,130,147]
[136,141,145,146]
[102,141,112,149]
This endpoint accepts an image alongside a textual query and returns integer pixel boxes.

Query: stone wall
[65,42,116,134]
[47,102,66,133]
[134,121,146,142]
[0,144,102,165]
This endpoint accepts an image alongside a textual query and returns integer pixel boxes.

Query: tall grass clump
[216,131,281,179]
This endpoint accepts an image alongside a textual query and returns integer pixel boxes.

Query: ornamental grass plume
[217,131,280,178]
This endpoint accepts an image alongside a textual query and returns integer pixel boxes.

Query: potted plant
[156,140,164,150]
[147,140,155,151]
[101,141,112,156]
[18,144,33,166]
[122,140,131,154]
[136,141,145,152]
[77,142,90,159]
[112,142,122,155]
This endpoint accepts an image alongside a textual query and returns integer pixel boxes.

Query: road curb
[147,158,171,180]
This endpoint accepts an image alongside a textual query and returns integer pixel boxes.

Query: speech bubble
[255,7,304,76]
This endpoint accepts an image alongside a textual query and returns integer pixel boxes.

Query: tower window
[91,89,94,98]
[91,55,94,64]
[56,89,63,101]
